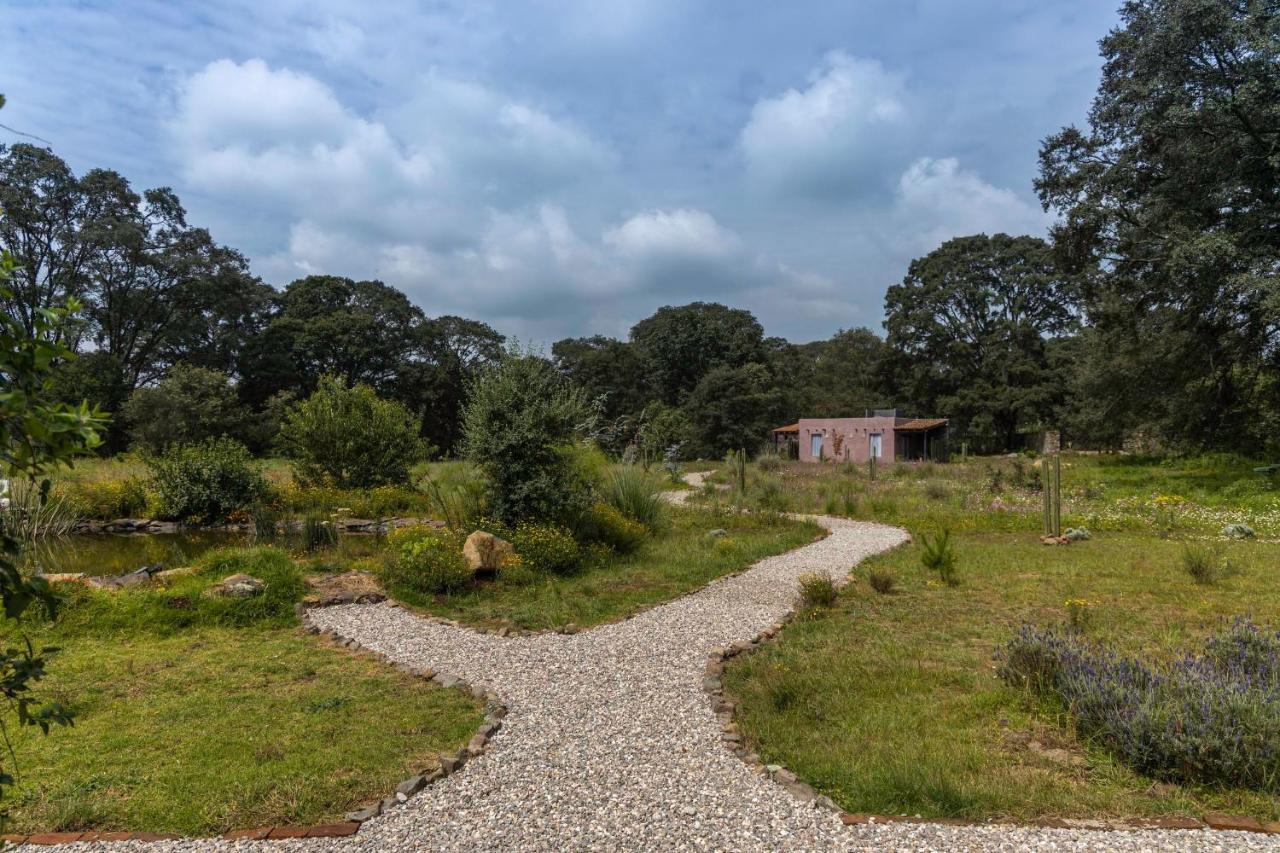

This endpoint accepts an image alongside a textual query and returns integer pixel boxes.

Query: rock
[303,571,386,607]
[206,573,264,598]
[462,531,515,574]
[41,572,87,584]
[395,775,427,796]
[706,528,728,539]
[156,566,197,581]
[345,803,381,822]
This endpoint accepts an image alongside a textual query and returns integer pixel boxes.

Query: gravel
[24,475,1280,851]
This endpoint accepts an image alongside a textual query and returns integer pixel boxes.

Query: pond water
[21,531,252,577]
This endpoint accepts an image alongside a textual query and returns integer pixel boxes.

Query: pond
[21,531,252,576]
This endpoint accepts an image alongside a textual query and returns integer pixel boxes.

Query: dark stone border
[705,611,1280,837]
[8,604,508,847]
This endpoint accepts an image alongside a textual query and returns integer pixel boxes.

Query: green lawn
[724,529,1280,822]
[5,627,482,835]
[391,508,824,631]
[697,453,1280,537]
[0,545,484,836]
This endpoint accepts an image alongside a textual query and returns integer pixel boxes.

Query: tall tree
[794,328,889,417]
[0,144,268,402]
[551,335,649,420]
[681,363,786,458]
[630,302,769,405]
[1036,0,1280,452]
[400,315,504,455]
[884,234,1076,452]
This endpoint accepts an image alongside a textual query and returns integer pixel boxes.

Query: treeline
[2,0,1277,459]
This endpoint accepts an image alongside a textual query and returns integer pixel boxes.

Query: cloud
[603,209,739,259]
[740,52,908,198]
[890,157,1051,252]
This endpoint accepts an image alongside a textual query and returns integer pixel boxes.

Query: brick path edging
[6,605,509,848]
[704,606,1280,838]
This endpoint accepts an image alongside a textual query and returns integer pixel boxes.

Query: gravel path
[26,474,1280,851]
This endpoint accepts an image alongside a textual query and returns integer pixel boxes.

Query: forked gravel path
[28,475,1280,851]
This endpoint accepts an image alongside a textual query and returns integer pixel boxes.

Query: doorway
[810,434,823,459]
[869,433,882,460]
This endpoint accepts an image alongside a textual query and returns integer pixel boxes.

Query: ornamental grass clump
[998,619,1280,790]
[797,572,837,609]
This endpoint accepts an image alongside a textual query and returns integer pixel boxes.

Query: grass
[696,453,1280,537]
[392,508,823,631]
[0,545,483,835]
[5,628,482,835]
[723,530,1280,822]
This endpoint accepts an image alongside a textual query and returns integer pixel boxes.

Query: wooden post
[1053,453,1062,536]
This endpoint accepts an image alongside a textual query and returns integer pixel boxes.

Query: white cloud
[740,52,907,196]
[891,157,1051,251]
[603,209,739,258]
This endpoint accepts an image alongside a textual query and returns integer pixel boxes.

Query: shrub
[580,503,647,554]
[753,477,790,512]
[511,522,581,575]
[868,568,896,594]
[998,620,1280,791]
[461,352,593,526]
[797,572,837,608]
[919,528,960,586]
[605,466,667,528]
[278,375,428,489]
[380,525,471,595]
[756,454,784,473]
[58,476,149,519]
[1182,544,1239,585]
[145,438,267,522]
[1223,523,1256,540]
[122,365,257,453]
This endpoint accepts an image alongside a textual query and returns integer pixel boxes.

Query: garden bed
[389,508,824,631]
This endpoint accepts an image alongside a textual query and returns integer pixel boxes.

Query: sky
[1,1,1119,344]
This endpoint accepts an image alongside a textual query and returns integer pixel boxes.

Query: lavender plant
[998,619,1280,790]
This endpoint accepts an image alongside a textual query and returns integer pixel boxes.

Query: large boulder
[462,531,514,574]
[206,573,265,598]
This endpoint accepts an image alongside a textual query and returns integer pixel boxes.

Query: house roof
[896,418,948,432]
[772,422,800,434]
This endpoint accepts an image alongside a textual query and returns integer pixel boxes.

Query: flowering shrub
[580,503,647,554]
[381,525,471,595]
[511,522,580,575]
[998,619,1280,790]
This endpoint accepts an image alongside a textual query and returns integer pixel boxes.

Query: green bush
[581,503,647,554]
[461,353,593,527]
[920,528,960,586]
[380,525,471,595]
[797,572,837,608]
[57,477,149,519]
[144,438,267,522]
[605,466,667,528]
[511,522,581,575]
[868,568,896,594]
[279,375,428,489]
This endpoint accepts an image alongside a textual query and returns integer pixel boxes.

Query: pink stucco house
[773,411,949,463]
